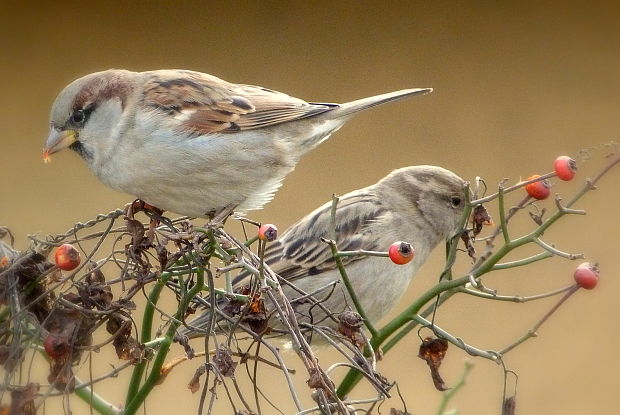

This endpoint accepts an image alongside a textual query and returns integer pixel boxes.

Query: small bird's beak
[43,127,77,162]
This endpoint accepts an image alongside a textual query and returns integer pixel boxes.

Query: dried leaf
[390,409,411,415]
[472,204,493,236]
[9,383,38,415]
[223,286,270,334]
[44,307,95,388]
[108,314,143,363]
[48,354,75,391]
[0,251,54,321]
[418,336,449,391]
[338,311,365,349]
[188,364,207,393]
[460,230,476,260]
[0,345,8,365]
[125,218,146,248]
[529,207,546,226]
[306,367,323,389]
[503,395,516,415]
[213,345,236,377]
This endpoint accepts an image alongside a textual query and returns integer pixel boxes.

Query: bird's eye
[71,109,86,125]
[450,196,462,207]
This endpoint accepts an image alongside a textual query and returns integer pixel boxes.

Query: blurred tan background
[1,1,619,414]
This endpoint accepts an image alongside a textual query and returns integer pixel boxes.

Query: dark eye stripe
[67,105,95,128]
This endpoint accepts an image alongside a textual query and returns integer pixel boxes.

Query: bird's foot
[206,204,237,228]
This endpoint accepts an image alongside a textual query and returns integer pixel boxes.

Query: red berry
[524,175,551,200]
[388,241,415,265]
[43,333,69,358]
[554,156,577,181]
[573,262,599,289]
[54,244,81,271]
[258,224,278,242]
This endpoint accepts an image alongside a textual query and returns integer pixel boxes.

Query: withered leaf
[460,230,476,260]
[418,336,449,391]
[0,345,8,365]
[213,345,236,377]
[472,204,493,236]
[222,286,270,334]
[44,307,95,370]
[49,354,75,391]
[9,383,38,415]
[108,314,143,363]
[390,409,411,415]
[125,218,146,248]
[178,335,195,360]
[503,395,516,415]
[85,268,106,285]
[338,311,365,349]
[77,277,113,311]
[306,367,323,389]
[529,207,546,226]
[111,298,136,310]
[188,364,207,394]
[113,335,143,363]
[0,251,54,321]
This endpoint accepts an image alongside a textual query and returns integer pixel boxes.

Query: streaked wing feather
[141,71,336,135]
[233,190,387,286]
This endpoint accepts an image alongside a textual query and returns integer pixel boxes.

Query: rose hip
[388,241,415,265]
[54,244,81,271]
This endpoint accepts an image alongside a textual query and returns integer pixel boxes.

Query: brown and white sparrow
[44,69,431,217]
[181,165,467,339]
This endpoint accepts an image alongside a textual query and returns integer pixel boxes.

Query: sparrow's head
[44,69,136,164]
[381,165,468,240]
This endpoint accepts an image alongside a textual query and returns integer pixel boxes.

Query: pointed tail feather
[322,87,432,119]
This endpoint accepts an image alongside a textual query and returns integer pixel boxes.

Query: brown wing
[232,190,388,287]
[141,70,336,135]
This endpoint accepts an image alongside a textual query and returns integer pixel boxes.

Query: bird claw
[206,204,237,228]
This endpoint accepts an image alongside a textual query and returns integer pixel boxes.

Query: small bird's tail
[291,87,432,154]
[324,87,432,119]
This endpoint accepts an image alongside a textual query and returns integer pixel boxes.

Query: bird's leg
[207,203,238,228]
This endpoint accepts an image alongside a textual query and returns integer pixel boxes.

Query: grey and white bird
[44,69,431,217]
[182,165,467,339]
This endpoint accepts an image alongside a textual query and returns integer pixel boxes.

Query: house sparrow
[44,69,431,217]
[181,165,467,339]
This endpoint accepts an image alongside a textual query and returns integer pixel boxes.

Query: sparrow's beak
[43,127,77,162]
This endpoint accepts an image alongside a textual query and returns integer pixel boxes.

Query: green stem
[327,241,378,337]
[74,382,122,415]
[491,251,553,270]
[498,186,510,245]
[382,290,457,353]
[244,235,259,247]
[125,269,170,402]
[435,361,474,415]
[337,275,470,397]
[124,267,204,414]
